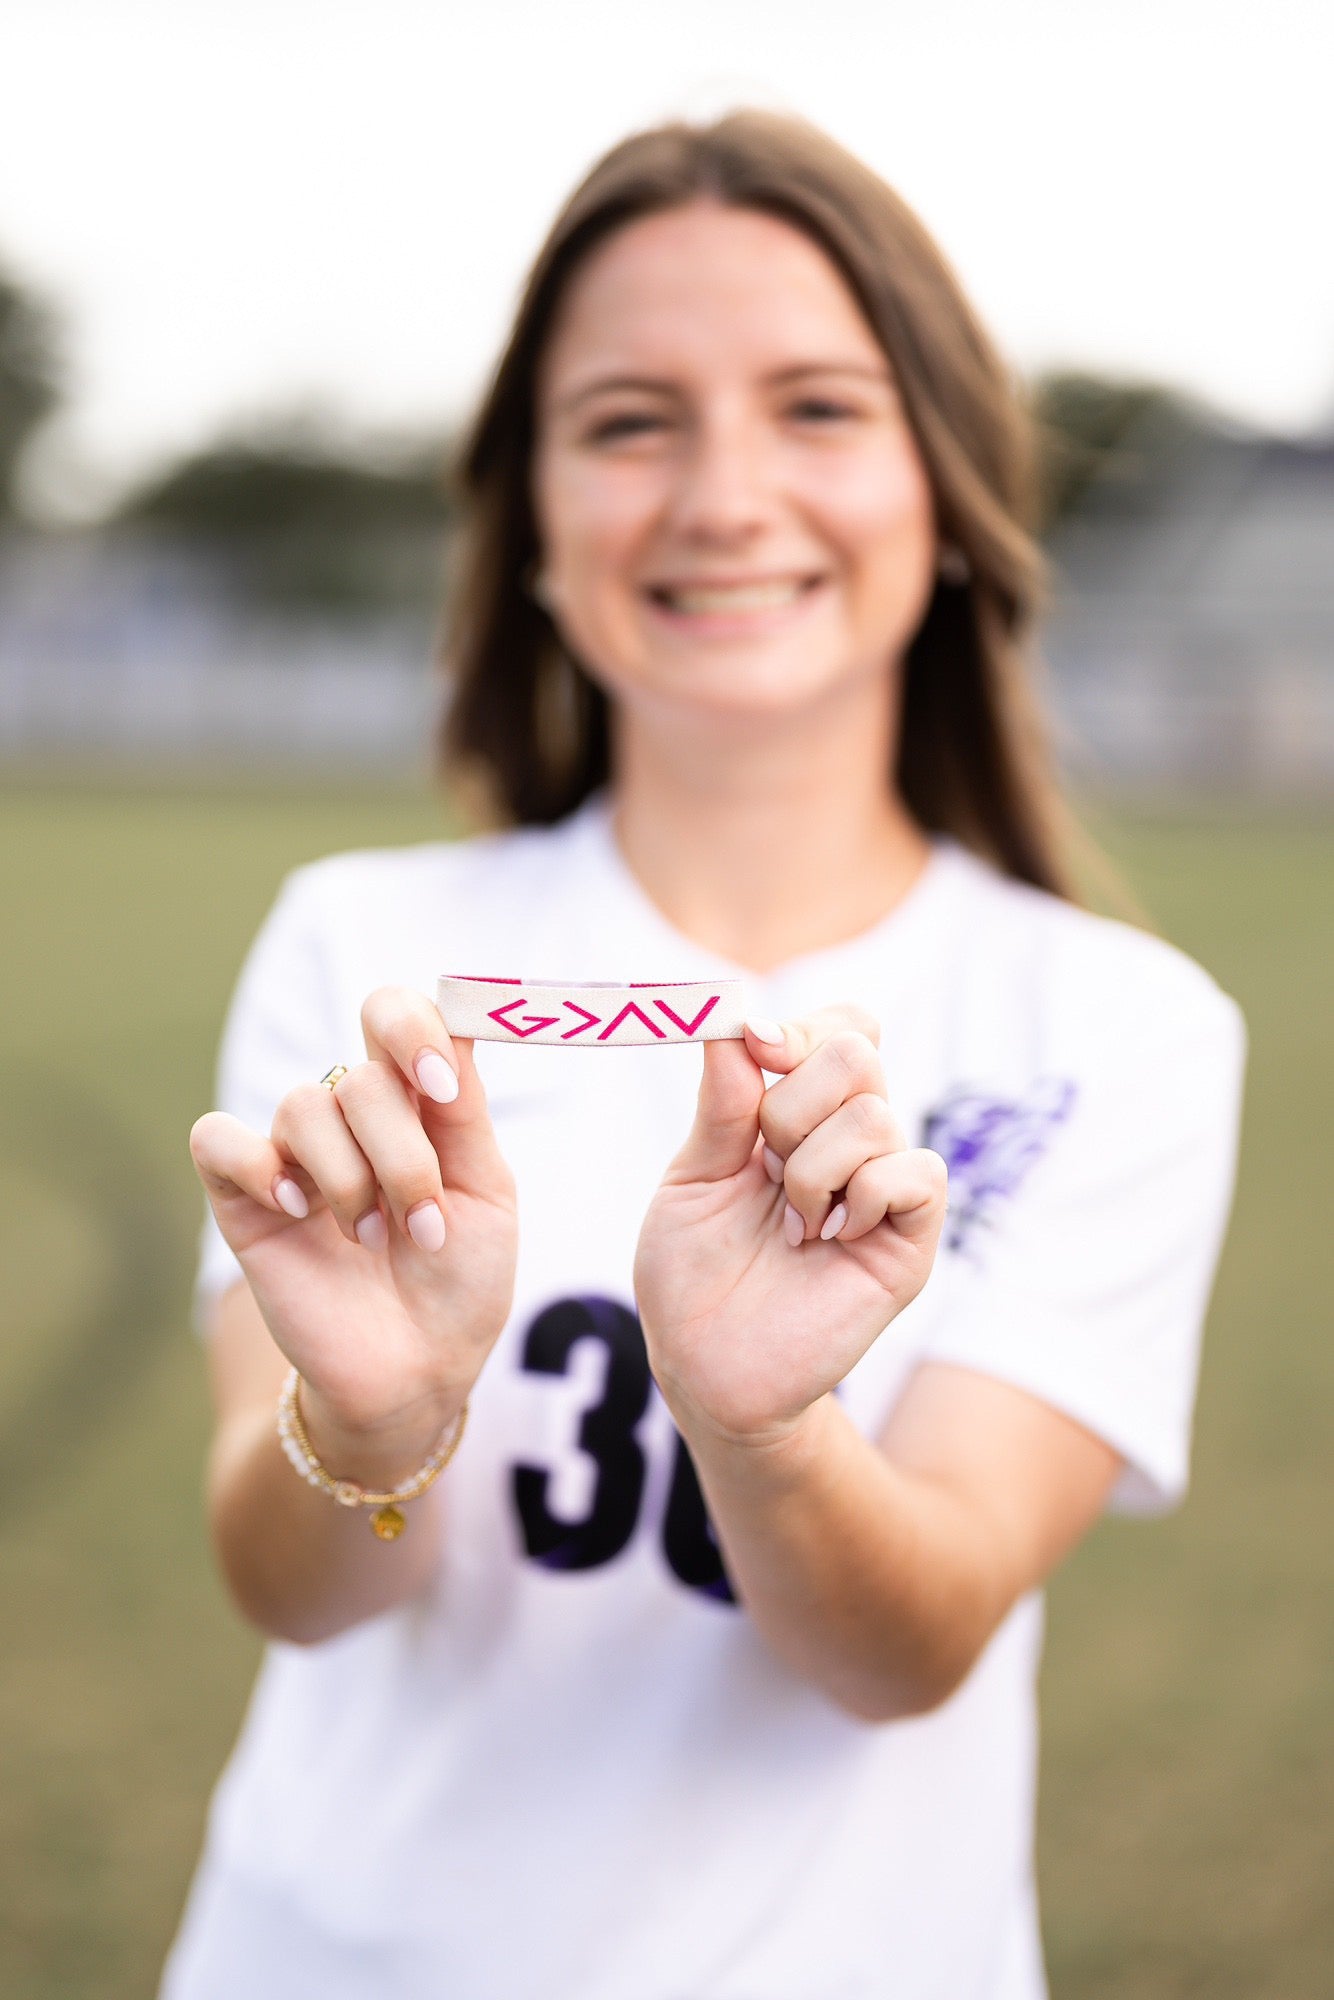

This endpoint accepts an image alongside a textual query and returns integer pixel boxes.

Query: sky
[1,0,1331,517]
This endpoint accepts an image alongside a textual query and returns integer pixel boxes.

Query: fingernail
[746,1016,785,1046]
[407,1201,447,1252]
[415,1050,459,1104]
[783,1202,806,1248]
[820,1201,849,1242]
[355,1206,388,1250]
[762,1145,785,1184]
[274,1177,308,1219]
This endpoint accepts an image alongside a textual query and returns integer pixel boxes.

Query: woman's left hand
[634,1007,948,1446]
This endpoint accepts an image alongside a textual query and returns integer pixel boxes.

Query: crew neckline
[569,788,969,994]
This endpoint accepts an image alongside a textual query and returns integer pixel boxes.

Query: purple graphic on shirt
[922,1078,1078,1255]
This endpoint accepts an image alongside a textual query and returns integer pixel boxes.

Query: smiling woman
[446,115,1059,900]
[169,111,1244,2000]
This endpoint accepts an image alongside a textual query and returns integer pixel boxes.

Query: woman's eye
[789,398,857,424]
[587,411,667,443]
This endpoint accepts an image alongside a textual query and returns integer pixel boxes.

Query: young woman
[168,112,1244,2000]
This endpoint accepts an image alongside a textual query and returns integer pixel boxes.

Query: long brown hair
[442,110,1079,898]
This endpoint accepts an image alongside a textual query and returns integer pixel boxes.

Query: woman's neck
[608,682,931,975]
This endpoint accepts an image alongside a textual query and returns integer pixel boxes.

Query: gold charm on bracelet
[275,1370,468,1535]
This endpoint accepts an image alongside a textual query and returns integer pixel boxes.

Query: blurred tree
[1031,371,1230,534]
[0,261,62,522]
[121,439,451,539]
[116,426,456,614]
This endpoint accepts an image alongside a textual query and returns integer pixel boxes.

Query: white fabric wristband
[436,974,750,1047]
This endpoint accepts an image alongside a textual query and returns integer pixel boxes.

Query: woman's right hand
[189,986,518,1467]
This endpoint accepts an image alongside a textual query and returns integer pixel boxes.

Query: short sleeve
[923,970,1246,1514]
[192,864,343,1335]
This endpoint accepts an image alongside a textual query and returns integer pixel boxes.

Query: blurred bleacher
[1,428,1331,791]
[0,530,441,771]
[1046,432,1334,791]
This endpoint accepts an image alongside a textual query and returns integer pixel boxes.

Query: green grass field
[1,776,1330,1998]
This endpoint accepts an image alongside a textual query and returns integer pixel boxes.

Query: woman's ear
[936,542,971,587]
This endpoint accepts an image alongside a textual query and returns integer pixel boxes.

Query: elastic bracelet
[276,1368,468,1541]
[436,974,749,1047]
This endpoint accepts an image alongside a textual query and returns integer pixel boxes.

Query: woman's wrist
[662,1374,839,1477]
[295,1378,468,1491]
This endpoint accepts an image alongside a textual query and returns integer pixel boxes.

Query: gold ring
[320,1065,349,1090]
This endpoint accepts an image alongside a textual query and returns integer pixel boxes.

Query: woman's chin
[613,656,868,730]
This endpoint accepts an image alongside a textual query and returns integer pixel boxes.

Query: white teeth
[659,581,806,614]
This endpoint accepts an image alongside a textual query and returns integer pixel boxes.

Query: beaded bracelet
[276,1368,469,1541]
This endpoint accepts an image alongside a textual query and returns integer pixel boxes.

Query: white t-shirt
[163,793,1245,2000]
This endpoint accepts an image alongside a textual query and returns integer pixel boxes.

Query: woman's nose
[666,411,780,546]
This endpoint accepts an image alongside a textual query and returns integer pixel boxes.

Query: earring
[523,562,555,613]
[937,542,971,587]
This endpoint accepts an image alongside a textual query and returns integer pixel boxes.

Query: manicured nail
[820,1201,849,1242]
[783,1202,806,1248]
[746,1016,785,1046]
[355,1206,388,1250]
[407,1201,447,1252]
[415,1049,459,1104]
[762,1145,785,1184]
[274,1177,308,1219]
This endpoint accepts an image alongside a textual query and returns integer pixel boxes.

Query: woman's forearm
[208,1397,450,1647]
[680,1393,1009,1722]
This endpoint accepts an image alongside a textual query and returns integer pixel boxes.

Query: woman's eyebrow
[765,361,895,387]
[552,374,678,416]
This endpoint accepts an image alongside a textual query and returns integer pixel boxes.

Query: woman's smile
[642,570,829,638]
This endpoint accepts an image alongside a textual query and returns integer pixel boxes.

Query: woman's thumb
[666,1038,766,1184]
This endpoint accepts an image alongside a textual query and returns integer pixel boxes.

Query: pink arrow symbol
[654,993,721,1036]
[561,1002,601,1039]
[598,1001,667,1041]
[489,996,561,1038]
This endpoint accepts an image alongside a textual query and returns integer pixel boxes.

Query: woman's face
[532,201,939,726]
